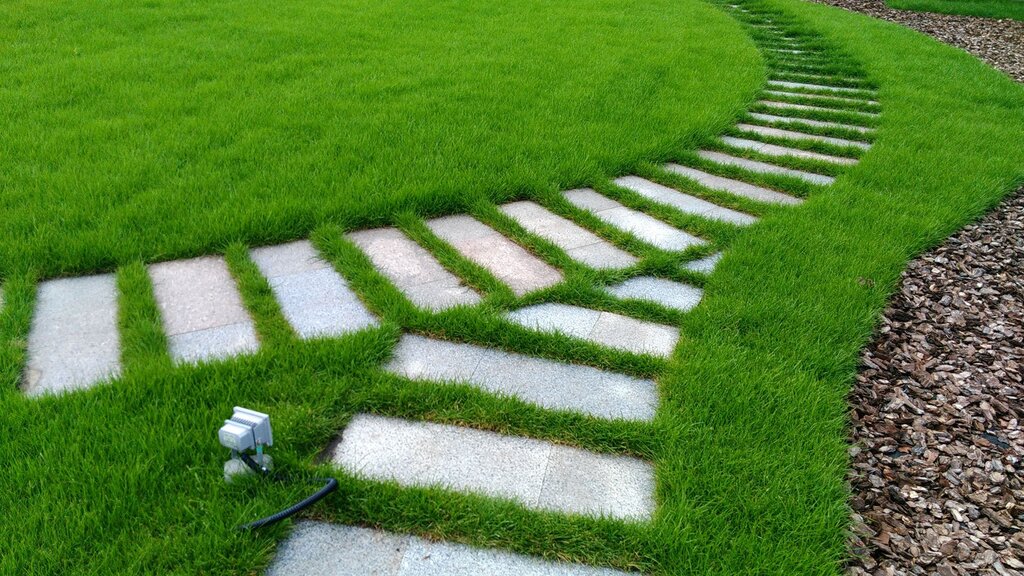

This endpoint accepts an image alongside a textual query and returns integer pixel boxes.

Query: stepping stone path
[13,5,881,573]
[426,215,563,296]
[150,256,260,364]
[347,227,481,310]
[251,240,377,338]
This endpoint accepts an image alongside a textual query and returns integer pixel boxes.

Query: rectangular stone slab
[505,302,679,358]
[748,112,874,134]
[763,90,879,106]
[563,188,705,251]
[149,256,259,363]
[426,215,563,297]
[663,163,802,205]
[697,150,836,186]
[606,276,704,313]
[24,275,121,396]
[386,334,658,421]
[613,176,758,225]
[767,80,876,96]
[331,414,655,521]
[499,201,637,270]
[267,522,631,576]
[251,240,379,338]
[759,100,878,118]
[735,123,871,150]
[719,136,857,165]
[347,227,481,310]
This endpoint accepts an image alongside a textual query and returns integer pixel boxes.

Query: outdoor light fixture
[217,406,338,531]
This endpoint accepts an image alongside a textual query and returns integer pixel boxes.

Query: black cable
[235,452,339,531]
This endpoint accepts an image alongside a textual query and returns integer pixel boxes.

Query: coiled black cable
[236,452,339,531]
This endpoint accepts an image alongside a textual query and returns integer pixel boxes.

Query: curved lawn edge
[653,0,1024,573]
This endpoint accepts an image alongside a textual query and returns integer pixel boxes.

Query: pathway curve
[5,2,884,573]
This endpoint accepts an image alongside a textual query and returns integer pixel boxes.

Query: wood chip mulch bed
[811,0,1024,82]
[845,188,1024,576]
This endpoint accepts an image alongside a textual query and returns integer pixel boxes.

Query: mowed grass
[0,0,759,279]
[887,0,1024,20]
[2,1,1024,576]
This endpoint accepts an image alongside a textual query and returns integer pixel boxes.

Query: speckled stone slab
[663,164,802,205]
[251,240,378,338]
[24,275,121,396]
[719,136,857,165]
[606,277,703,313]
[426,215,563,296]
[767,80,876,96]
[682,252,723,275]
[748,112,873,134]
[505,303,679,358]
[697,150,836,186]
[499,201,637,269]
[149,256,259,363]
[386,334,657,421]
[563,189,705,251]
[735,123,871,150]
[759,99,878,118]
[763,90,879,106]
[613,176,757,225]
[331,414,655,521]
[347,227,481,310]
[266,522,632,576]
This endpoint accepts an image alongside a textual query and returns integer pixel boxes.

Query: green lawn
[887,0,1024,20]
[2,0,1024,574]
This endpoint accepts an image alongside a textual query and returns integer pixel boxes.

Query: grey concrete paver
[505,303,679,358]
[347,228,481,310]
[499,201,637,269]
[748,112,873,134]
[682,252,723,274]
[331,414,655,520]
[735,123,871,150]
[719,136,857,165]
[149,256,259,363]
[662,164,802,205]
[612,176,757,225]
[697,150,836,186]
[563,189,705,251]
[24,275,121,396]
[767,80,876,96]
[426,215,562,297]
[267,522,632,576]
[759,100,878,118]
[386,334,658,421]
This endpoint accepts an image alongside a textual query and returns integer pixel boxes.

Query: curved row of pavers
[16,6,879,572]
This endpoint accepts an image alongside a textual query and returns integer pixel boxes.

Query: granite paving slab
[347,228,481,310]
[386,334,658,421]
[735,123,871,150]
[505,303,679,358]
[251,240,378,338]
[697,150,836,186]
[763,89,879,106]
[426,215,563,297]
[267,522,633,576]
[719,136,857,165]
[499,201,637,269]
[606,277,704,313]
[759,100,879,118]
[562,189,705,251]
[612,176,757,225]
[767,80,876,96]
[748,112,874,134]
[662,164,803,205]
[149,256,259,363]
[682,252,723,274]
[23,274,121,396]
[332,414,655,520]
